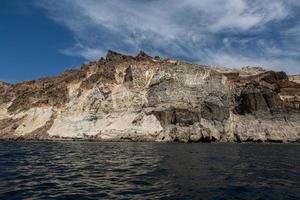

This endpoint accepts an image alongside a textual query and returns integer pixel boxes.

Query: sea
[0,141,299,199]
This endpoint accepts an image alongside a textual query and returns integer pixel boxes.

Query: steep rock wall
[0,51,299,142]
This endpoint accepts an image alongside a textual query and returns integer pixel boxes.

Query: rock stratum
[1,51,300,142]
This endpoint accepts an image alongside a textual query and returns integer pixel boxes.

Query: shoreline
[1,137,299,144]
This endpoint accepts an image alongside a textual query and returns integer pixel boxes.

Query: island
[0,51,299,142]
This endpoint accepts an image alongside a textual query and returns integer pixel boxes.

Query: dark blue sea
[0,141,299,200]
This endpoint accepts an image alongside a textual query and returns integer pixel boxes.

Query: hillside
[0,51,299,142]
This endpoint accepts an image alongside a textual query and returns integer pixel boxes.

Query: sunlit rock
[0,51,299,142]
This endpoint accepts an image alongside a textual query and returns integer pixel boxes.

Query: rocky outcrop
[289,75,300,84]
[0,51,299,142]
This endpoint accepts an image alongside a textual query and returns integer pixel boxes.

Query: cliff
[0,51,299,142]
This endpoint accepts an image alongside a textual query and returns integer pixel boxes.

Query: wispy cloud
[35,0,300,74]
[209,53,300,73]
[60,43,105,60]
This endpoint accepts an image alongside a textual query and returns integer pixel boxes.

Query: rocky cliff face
[0,51,299,142]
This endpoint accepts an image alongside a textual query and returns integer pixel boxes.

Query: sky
[1,0,300,83]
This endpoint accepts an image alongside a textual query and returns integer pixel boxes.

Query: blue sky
[1,0,300,83]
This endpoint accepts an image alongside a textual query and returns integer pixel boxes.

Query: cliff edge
[0,51,299,142]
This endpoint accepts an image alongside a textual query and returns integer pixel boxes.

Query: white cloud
[35,0,300,74]
[208,0,287,31]
[60,43,106,60]
[208,53,300,74]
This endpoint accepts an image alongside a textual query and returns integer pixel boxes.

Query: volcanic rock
[0,51,299,142]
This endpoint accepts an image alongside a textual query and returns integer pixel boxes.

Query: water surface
[0,141,299,199]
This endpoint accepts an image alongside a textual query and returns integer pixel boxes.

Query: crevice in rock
[124,67,133,82]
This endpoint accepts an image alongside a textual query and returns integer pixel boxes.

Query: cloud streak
[35,0,300,74]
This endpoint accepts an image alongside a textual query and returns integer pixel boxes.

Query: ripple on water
[0,141,299,199]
